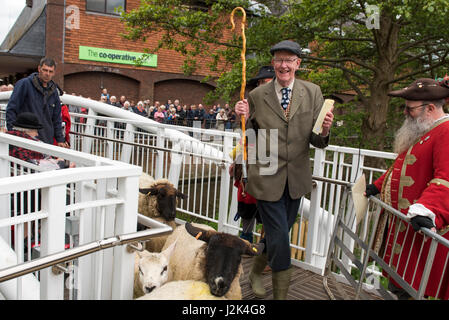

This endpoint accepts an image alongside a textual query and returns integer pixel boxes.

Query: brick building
[0,0,232,105]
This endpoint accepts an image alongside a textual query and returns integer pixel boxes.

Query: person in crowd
[197,103,206,127]
[101,88,110,103]
[166,108,177,124]
[100,95,108,104]
[117,95,126,108]
[228,110,237,130]
[176,104,186,126]
[109,96,120,107]
[6,57,67,148]
[364,78,449,300]
[212,105,218,117]
[216,109,227,131]
[154,106,165,123]
[148,106,155,120]
[234,40,334,299]
[173,99,181,109]
[165,99,173,109]
[205,108,216,129]
[133,101,148,117]
[122,101,132,111]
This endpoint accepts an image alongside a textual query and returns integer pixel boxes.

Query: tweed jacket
[246,78,329,201]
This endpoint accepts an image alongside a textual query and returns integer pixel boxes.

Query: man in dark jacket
[6,57,66,147]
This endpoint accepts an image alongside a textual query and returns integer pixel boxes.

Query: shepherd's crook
[230,7,248,185]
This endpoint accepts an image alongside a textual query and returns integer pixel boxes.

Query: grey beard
[393,114,434,154]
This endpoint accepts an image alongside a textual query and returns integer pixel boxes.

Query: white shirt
[274,78,294,106]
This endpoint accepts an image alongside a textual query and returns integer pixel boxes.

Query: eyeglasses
[273,58,298,65]
[403,103,428,112]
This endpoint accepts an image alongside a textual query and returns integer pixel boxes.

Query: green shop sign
[79,46,157,67]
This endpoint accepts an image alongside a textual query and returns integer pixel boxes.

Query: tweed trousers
[256,181,301,272]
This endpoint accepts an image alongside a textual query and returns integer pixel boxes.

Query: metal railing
[0,131,164,300]
[323,180,449,300]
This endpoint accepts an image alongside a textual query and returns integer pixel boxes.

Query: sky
[0,0,26,45]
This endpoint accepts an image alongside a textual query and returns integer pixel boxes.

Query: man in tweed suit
[235,40,334,299]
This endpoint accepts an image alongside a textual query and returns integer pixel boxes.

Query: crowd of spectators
[69,88,239,131]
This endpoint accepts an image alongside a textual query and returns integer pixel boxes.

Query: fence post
[168,142,183,189]
[106,120,115,160]
[111,173,140,300]
[76,180,95,300]
[154,127,165,180]
[39,184,66,299]
[82,109,96,154]
[120,123,135,164]
[306,148,326,273]
[0,138,10,244]
[217,134,232,233]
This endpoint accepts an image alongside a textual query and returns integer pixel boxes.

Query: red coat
[374,117,449,299]
[53,105,71,145]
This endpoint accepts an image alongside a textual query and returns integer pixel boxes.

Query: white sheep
[137,280,227,300]
[161,222,264,300]
[133,240,176,299]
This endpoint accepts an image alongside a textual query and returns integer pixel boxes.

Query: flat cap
[270,40,302,57]
[388,78,449,101]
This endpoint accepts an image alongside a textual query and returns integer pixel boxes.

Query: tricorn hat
[12,112,43,129]
[270,40,302,57]
[247,65,275,86]
[388,78,449,101]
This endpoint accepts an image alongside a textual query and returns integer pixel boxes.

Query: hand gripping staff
[230,7,248,192]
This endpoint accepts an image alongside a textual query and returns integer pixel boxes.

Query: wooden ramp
[239,257,383,300]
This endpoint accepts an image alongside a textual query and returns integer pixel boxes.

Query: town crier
[365,78,449,300]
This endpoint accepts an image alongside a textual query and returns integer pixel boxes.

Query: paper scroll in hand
[352,174,368,225]
[312,99,334,135]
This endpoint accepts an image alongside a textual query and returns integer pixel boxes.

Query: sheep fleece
[162,223,243,300]
[137,280,226,300]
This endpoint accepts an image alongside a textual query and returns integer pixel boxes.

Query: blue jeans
[256,183,301,272]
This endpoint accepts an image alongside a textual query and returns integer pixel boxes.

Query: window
[86,0,125,15]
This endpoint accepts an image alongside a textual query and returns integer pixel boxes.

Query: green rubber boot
[272,267,292,300]
[248,253,268,298]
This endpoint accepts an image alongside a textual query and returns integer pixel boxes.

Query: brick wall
[45,0,235,105]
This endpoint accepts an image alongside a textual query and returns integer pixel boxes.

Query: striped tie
[281,87,291,110]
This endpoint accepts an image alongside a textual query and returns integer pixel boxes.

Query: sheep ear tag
[247,242,265,256]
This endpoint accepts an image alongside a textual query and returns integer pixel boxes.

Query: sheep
[161,222,265,299]
[138,173,187,252]
[133,240,177,299]
[137,280,227,300]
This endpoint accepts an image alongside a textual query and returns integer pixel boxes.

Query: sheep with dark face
[138,173,188,221]
[138,173,187,252]
[161,222,264,299]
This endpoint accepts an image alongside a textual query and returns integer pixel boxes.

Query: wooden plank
[240,256,383,300]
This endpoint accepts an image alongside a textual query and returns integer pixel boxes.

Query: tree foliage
[121,0,449,151]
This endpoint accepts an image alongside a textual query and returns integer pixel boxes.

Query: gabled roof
[0,0,46,77]
[0,0,46,55]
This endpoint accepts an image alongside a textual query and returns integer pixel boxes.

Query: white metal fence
[0,129,178,300]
